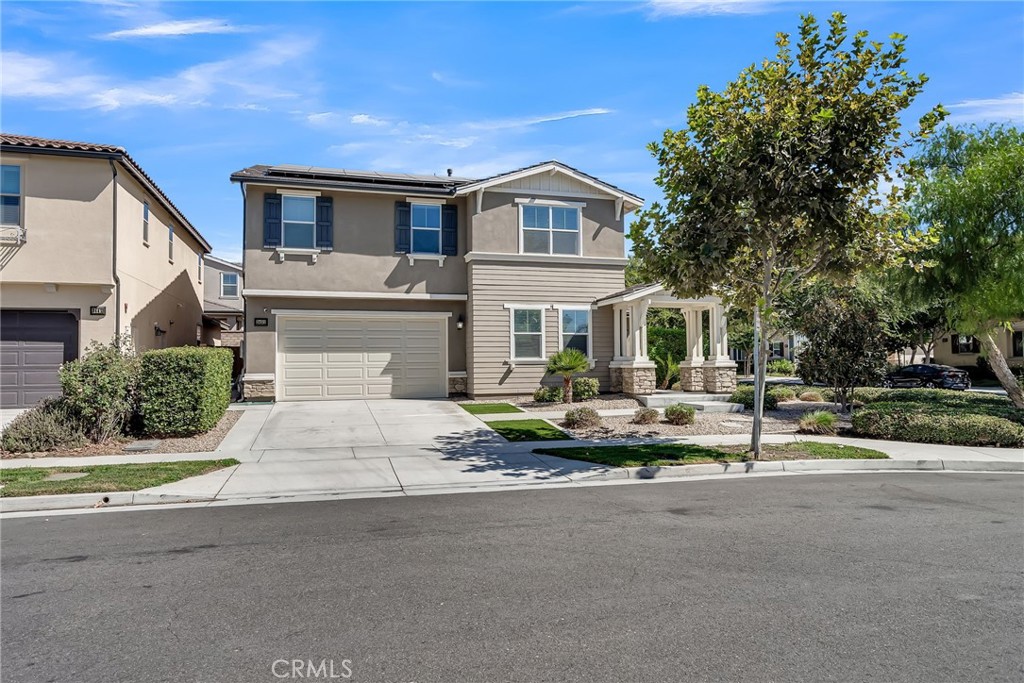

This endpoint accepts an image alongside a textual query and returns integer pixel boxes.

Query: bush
[768,386,797,402]
[1,398,86,453]
[632,407,660,425]
[729,385,779,411]
[564,406,601,428]
[139,347,232,437]
[572,377,600,401]
[664,403,696,426]
[648,327,687,363]
[852,403,1024,447]
[767,358,796,376]
[799,391,824,402]
[59,337,140,442]
[533,386,563,403]
[798,410,838,435]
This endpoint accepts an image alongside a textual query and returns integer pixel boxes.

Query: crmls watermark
[272,659,353,679]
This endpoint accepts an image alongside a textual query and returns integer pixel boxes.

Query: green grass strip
[0,459,240,497]
[460,403,524,415]
[535,441,887,467]
[489,419,571,442]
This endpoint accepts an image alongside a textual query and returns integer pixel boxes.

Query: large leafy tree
[899,124,1024,407]
[630,12,943,456]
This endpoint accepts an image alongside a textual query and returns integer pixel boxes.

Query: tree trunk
[750,306,765,458]
[563,375,573,405]
[980,330,1024,409]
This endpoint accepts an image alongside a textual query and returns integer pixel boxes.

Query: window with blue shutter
[394,201,411,253]
[263,193,282,247]
[315,196,333,250]
[441,204,457,256]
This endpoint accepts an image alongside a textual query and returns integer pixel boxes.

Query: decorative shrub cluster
[632,407,660,425]
[563,406,602,428]
[851,403,1024,447]
[0,398,86,453]
[728,386,779,411]
[59,337,140,442]
[572,377,600,401]
[799,391,825,402]
[139,347,233,437]
[798,410,838,435]
[767,358,796,376]
[664,403,696,426]
[768,386,797,402]
[533,386,564,403]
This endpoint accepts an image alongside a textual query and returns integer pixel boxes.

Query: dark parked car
[883,364,971,390]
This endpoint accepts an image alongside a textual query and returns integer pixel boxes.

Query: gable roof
[205,254,243,272]
[593,283,664,306]
[453,160,644,209]
[1,133,211,252]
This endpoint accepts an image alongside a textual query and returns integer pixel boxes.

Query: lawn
[0,459,239,497]
[534,441,887,467]
[460,403,524,415]
[489,419,571,442]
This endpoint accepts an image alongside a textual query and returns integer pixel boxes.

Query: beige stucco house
[0,134,211,408]
[202,255,244,348]
[232,161,736,401]
[930,324,1024,369]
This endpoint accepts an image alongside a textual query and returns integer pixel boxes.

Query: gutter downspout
[239,181,247,398]
[109,158,121,341]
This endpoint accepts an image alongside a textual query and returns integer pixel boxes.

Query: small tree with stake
[630,12,944,457]
[546,348,589,404]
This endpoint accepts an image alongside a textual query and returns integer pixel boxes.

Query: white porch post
[613,304,622,359]
[708,305,721,358]
[686,309,704,362]
[638,300,650,360]
[630,302,643,359]
[702,302,738,394]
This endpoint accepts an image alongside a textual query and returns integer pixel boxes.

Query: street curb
[0,491,212,513]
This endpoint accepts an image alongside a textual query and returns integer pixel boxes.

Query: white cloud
[464,107,613,131]
[646,0,774,18]
[103,19,252,39]
[946,92,1024,123]
[430,71,480,88]
[350,113,388,126]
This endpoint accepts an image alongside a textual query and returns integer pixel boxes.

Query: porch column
[702,302,738,393]
[612,305,622,359]
[638,300,650,360]
[678,308,705,392]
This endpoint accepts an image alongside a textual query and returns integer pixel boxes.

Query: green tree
[546,348,589,404]
[630,12,943,456]
[899,124,1024,407]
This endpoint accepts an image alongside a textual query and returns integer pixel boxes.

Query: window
[560,308,590,356]
[198,254,203,283]
[168,224,174,262]
[521,204,580,255]
[411,204,441,254]
[281,195,316,248]
[142,202,150,243]
[1012,331,1023,358]
[952,335,979,354]
[511,307,545,360]
[770,341,785,358]
[221,272,239,298]
[1,164,21,227]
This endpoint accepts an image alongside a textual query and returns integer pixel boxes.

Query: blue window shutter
[441,204,458,256]
[395,201,411,253]
[316,196,333,250]
[263,193,282,247]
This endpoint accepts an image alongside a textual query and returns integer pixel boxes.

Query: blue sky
[3,1,1022,260]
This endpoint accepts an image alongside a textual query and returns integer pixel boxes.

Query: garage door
[277,315,447,400]
[0,310,79,409]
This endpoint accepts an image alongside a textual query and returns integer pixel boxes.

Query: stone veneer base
[678,365,705,392]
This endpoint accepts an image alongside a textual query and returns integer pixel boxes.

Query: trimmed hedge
[139,347,233,437]
[851,402,1024,448]
[729,385,779,411]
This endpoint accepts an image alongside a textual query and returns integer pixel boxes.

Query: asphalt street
[2,473,1022,683]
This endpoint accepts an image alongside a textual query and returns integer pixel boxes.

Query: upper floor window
[560,308,590,357]
[1,165,22,227]
[952,335,979,354]
[282,195,316,248]
[168,224,174,262]
[411,204,441,254]
[198,254,203,283]
[521,204,580,255]
[221,272,239,298]
[142,202,150,243]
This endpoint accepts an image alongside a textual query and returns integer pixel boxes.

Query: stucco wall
[204,261,243,311]
[931,324,1024,368]
[0,283,115,355]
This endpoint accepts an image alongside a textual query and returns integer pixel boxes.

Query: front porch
[594,284,738,398]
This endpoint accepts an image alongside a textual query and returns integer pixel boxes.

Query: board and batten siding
[467,262,623,397]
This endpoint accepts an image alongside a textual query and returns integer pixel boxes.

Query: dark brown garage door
[1,310,79,409]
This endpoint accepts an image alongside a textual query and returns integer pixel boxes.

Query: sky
[2,0,1022,261]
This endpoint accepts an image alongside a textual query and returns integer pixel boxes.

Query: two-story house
[0,134,211,408]
[231,161,737,401]
[202,254,245,348]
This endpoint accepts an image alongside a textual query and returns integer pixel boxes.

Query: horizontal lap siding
[468,262,623,397]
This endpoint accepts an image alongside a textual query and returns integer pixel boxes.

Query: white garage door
[277,314,447,400]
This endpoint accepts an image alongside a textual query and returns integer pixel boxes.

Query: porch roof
[593,283,722,308]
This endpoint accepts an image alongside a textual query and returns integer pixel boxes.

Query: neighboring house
[231,160,737,401]
[202,255,244,348]
[930,323,1024,369]
[0,134,211,409]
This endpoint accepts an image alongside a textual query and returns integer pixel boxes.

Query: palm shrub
[798,410,838,435]
[664,403,696,426]
[59,336,140,442]
[654,350,680,389]
[546,348,589,404]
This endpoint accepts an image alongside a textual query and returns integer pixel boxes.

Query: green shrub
[564,406,601,428]
[1,398,86,453]
[59,337,140,442]
[851,403,1024,447]
[648,327,687,364]
[854,388,1024,424]
[798,410,838,435]
[139,347,232,437]
[664,403,696,426]
[767,358,796,376]
[533,386,563,403]
[799,391,824,402]
[729,385,779,411]
[572,377,600,401]
[768,386,797,402]
[632,407,660,425]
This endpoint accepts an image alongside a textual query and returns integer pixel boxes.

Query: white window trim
[410,202,443,257]
[167,224,174,263]
[220,272,240,299]
[198,254,203,283]
[556,306,594,364]
[142,201,150,245]
[518,204,582,257]
[506,304,550,363]
[280,194,317,251]
[406,254,446,266]
[0,163,22,230]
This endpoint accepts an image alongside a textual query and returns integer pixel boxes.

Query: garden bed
[0,410,242,459]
